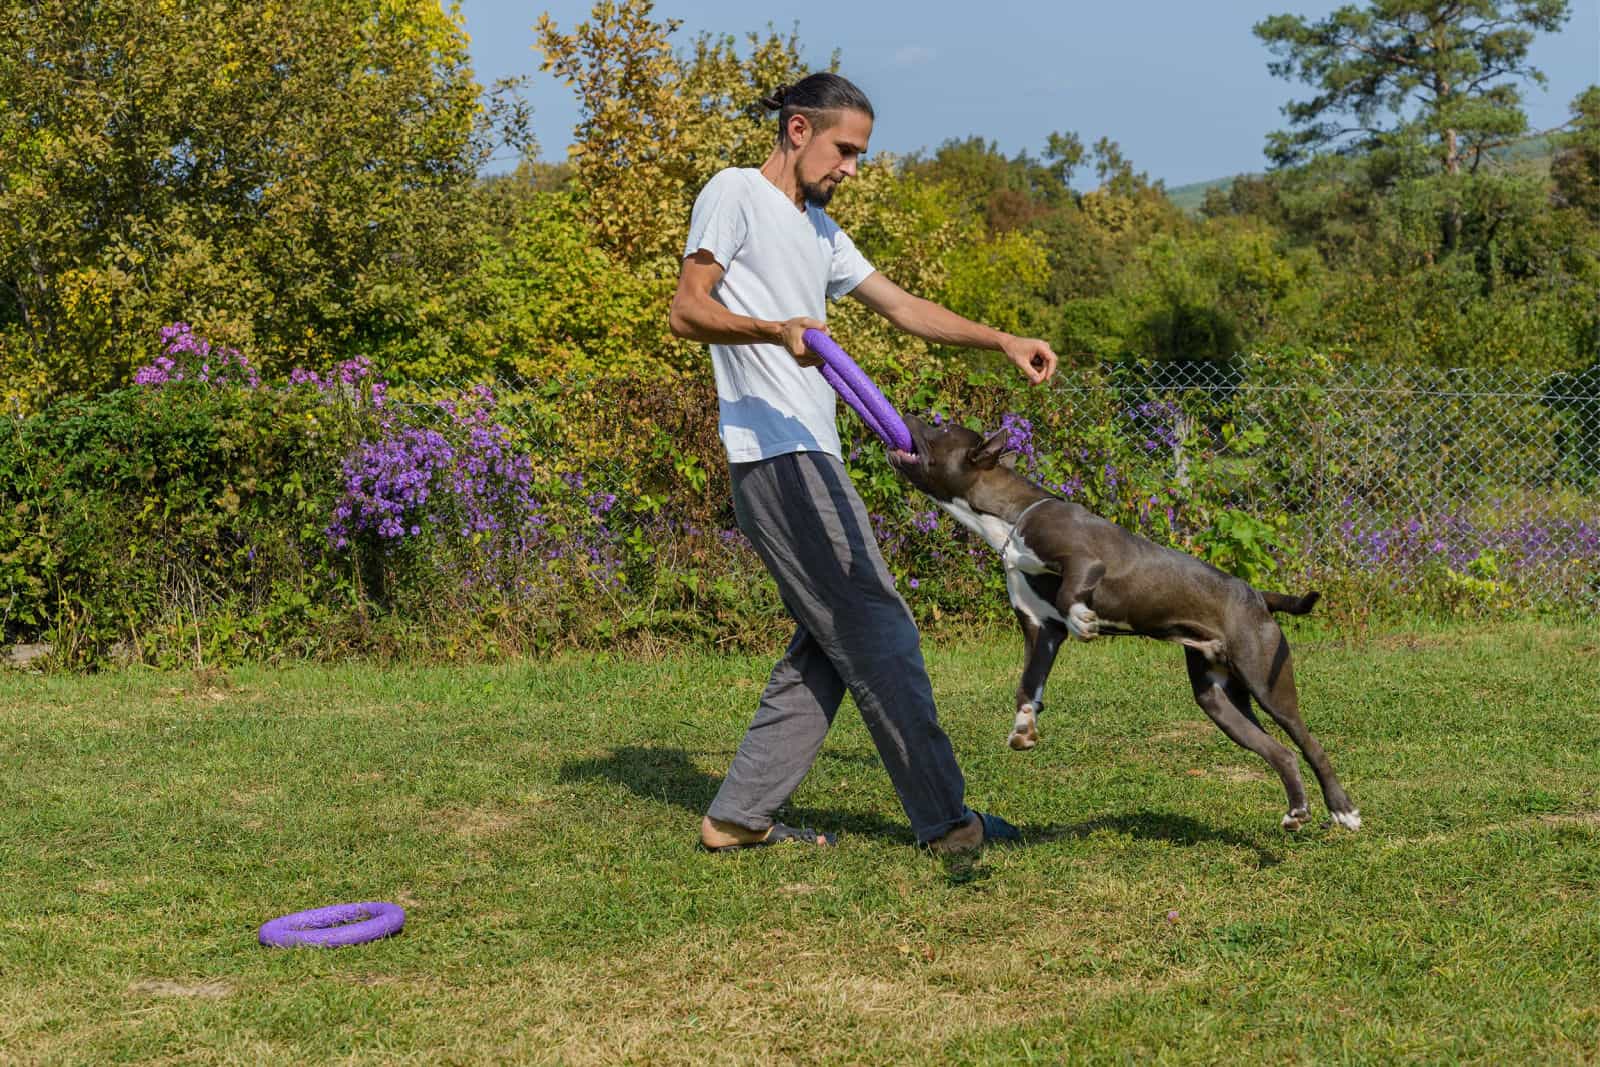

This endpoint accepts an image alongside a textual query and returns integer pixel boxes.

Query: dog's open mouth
[888,447,919,471]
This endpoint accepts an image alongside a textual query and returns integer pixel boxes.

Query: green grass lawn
[4,620,1599,1064]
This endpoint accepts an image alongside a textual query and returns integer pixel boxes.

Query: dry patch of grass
[432,804,528,840]
[128,978,234,1000]
[1148,720,1216,745]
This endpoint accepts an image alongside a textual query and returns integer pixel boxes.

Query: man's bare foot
[925,812,984,855]
[700,816,832,851]
[700,816,767,849]
[925,810,1022,855]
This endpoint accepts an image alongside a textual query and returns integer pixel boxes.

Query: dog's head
[888,415,1018,503]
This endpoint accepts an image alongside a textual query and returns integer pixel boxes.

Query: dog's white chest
[937,497,1010,552]
[938,497,1074,631]
[938,498,1054,574]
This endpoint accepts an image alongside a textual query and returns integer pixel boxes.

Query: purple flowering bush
[321,381,555,613]
[133,323,263,390]
[119,325,780,658]
[5,337,350,665]
[7,325,609,664]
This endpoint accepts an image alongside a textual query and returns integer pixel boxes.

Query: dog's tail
[1262,589,1320,616]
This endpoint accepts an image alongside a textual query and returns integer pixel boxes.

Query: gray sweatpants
[706,450,970,845]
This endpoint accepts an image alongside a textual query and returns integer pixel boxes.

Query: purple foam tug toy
[802,329,915,454]
[258,901,405,948]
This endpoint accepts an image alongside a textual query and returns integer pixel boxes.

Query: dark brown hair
[760,72,874,141]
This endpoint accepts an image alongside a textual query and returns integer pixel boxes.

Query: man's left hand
[1001,335,1058,386]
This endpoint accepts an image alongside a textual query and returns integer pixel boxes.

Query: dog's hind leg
[1185,649,1311,830]
[1011,611,1068,750]
[1235,621,1360,830]
[1224,674,1266,733]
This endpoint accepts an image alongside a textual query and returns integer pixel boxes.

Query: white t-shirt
[682,167,875,462]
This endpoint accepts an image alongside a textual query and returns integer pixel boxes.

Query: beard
[800,175,837,208]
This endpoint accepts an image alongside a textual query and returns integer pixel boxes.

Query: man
[669,72,1058,854]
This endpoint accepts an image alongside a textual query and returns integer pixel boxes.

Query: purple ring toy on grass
[257,901,405,948]
[802,329,915,454]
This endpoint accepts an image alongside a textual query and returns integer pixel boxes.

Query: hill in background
[1163,135,1563,214]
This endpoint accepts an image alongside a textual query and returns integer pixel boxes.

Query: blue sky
[457,0,1599,187]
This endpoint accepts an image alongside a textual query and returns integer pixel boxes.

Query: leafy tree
[535,1,810,266]
[902,136,1073,233]
[1078,139,1177,229]
[512,2,819,379]
[466,189,690,380]
[1241,1,1598,370]
[1255,1,1570,176]
[529,0,1071,377]
[1552,87,1600,221]
[899,133,1110,314]
[0,0,531,406]
[1044,131,1087,189]
[1200,175,1283,223]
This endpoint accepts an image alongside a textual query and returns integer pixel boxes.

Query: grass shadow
[558,745,722,813]
[1024,810,1282,868]
[937,851,997,889]
[557,744,914,844]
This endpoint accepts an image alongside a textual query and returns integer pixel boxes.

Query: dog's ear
[967,428,1013,470]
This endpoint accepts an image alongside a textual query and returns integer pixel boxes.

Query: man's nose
[838,156,858,177]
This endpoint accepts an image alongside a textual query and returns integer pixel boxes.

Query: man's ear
[966,428,1013,470]
[784,112,812,149]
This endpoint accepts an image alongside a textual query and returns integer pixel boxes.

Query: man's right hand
[779,317,828,368]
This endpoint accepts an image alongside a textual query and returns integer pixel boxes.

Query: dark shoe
[701,821,835,852]
[975,810,1022,845]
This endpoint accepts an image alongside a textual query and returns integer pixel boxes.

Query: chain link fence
[396,356,1599,615]
[1037,358,1599,611]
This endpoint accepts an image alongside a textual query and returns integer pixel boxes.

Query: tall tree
[1255,1,1570,175]
[1552,87,1600,221]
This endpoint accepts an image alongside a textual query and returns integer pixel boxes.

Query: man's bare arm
[669,251,826,365]
[849,271,1058,385]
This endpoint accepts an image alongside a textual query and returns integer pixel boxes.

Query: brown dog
[888,415,1359,831]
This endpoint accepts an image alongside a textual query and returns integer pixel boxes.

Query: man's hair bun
[759,84,789,111]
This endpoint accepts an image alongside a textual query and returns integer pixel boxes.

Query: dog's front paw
[1281,806,1311,832]
[1066,603,1099,641]
[1008,703,1039,750]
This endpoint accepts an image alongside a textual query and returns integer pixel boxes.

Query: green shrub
[1,377,358,665]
